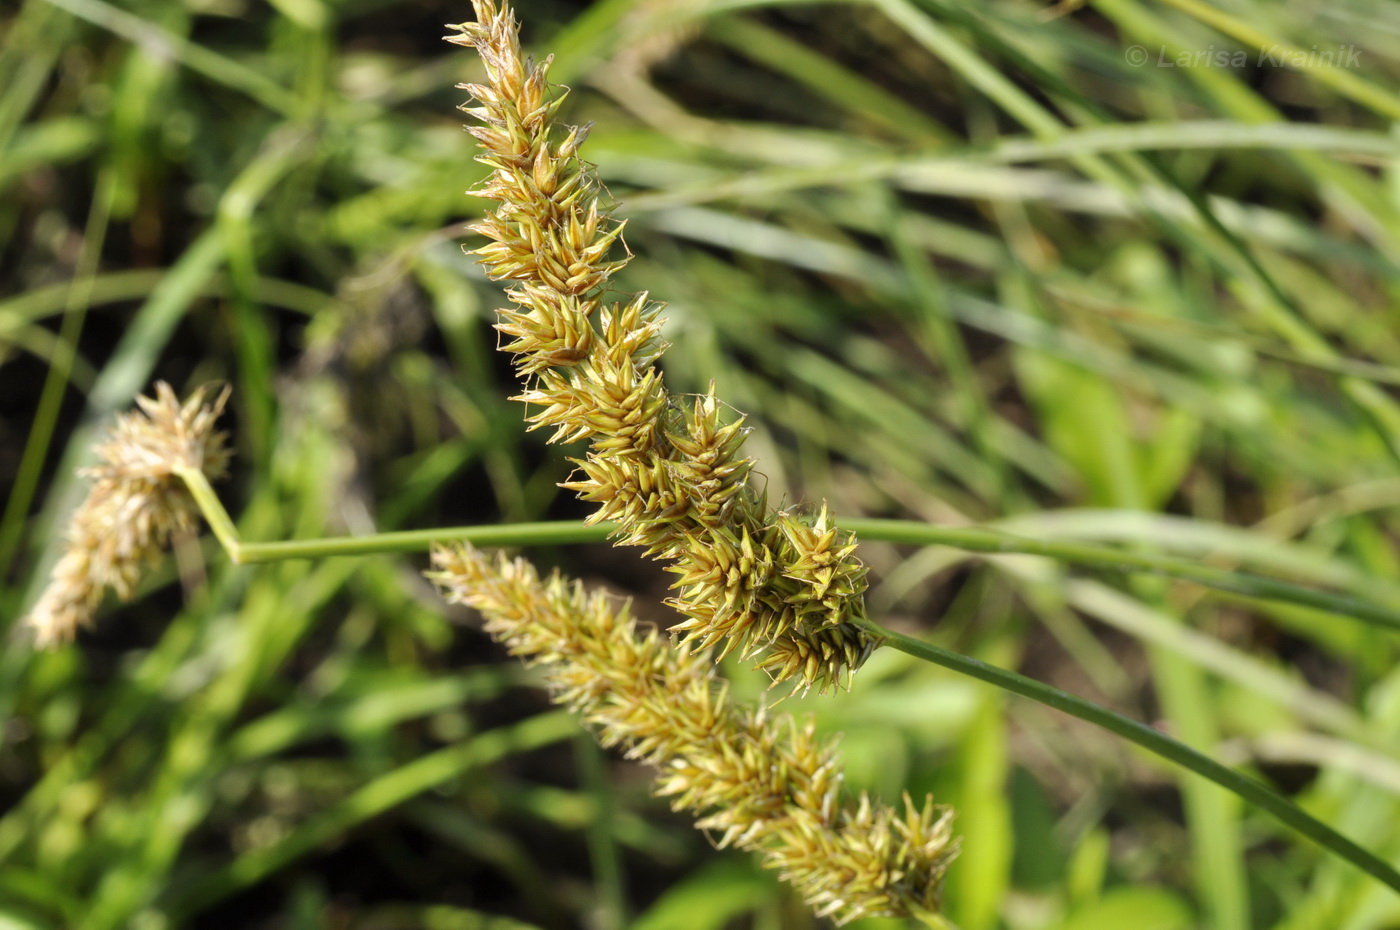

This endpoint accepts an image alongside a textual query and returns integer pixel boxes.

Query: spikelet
[449,0,875,694]
[24,382,231,646]
[429,544,957,924]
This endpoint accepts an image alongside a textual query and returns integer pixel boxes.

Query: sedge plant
[20,0,1400,926]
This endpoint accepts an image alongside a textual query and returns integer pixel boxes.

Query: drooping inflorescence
[24,382,231,646]
[429,544,957,924]
[448,0,875,694]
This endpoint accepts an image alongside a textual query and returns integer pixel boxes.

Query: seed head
[428,544,957,924]
[451,0,875,693]
[24,382,231,646]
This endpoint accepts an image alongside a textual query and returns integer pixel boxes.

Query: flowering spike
[428,544,956,923]
[24,382,231,647]
[451,0,875,693]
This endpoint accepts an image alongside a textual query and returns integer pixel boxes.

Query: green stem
[1155,0,1400,123]
[855,618,1400,896]
[173,467,611,563]
[839,518,1400,633]
[173,474,1400,634]
[39,0,301,116]
[576,732,627,930]
[175,468,244,562]
[239,522,609,561]
[0,168,113,575]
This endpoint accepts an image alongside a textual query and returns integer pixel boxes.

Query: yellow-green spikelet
[429,543,957,923]
[450,0,878,694]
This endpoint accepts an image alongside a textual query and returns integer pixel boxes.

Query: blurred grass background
[6,0,1400,927]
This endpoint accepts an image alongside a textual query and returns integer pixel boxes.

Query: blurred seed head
[24,382,231,647]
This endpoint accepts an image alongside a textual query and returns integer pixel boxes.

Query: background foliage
[5,0,1400,927]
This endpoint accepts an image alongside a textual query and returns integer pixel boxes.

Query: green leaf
[1057,887,1194,930]
[630,860,772,930]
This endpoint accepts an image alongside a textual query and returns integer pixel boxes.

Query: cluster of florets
[24,383,231,646]
[443,5,957,919]
[430,544,956,924]
[449,0,874,694]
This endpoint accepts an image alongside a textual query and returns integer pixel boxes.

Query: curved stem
[174,479,1400,634]
[856,617,1400,896]
[176,467,245,562]
[840,518,1400,633]
[175,468,614,563]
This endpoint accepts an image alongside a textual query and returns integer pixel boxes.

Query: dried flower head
[24,382,232,647]
[449,0,875,694]
[429,544,957,924]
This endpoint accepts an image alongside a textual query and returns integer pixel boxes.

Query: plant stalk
[854,617,1400,896]
[172,473,1400,634]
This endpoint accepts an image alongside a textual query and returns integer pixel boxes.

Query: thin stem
[38,0,302,116]
[839,518,1400,633]
[170,476,1400,635]
[0,168,113,575]
[576,731,627,930]
[173,468,614,563]
[241,523,611,561]
[175,467,244,562]
[854,617,1400,896]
